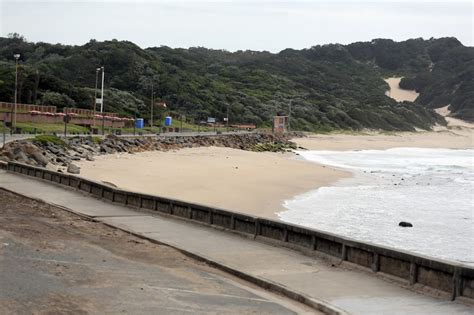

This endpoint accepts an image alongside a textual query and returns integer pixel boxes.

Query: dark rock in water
[67,163,80,174]
[399,221,413,227]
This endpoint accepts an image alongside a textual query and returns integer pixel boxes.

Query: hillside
[0,35,472,130]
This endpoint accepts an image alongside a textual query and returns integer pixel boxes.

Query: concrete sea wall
[5,161,474,303]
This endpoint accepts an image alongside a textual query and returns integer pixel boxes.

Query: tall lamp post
[226,103,229,132]
[288,99,292,133]
[98,66,105,135]
[93,67,101,131]
[13,54,20,134]
[150,81,155,128]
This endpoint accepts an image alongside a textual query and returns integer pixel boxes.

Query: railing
[6,161,474,303]
[0,102,56,113]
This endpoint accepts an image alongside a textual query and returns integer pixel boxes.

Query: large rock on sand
[67,163,81,174]
[32,151,50,166]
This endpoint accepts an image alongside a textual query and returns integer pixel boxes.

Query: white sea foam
[279,148,474,265]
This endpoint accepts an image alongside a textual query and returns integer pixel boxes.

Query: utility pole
[133,107,136,136]
[288,99,292,133]
[100,66,105,135]
[226,104,229,132]
[13,54,20,134]
[93,67,100,131]
[150,81,154,128]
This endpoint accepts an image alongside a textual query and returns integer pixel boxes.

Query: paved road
[0,134,33,148]
[1,171,473,314]
[0,188,313,314]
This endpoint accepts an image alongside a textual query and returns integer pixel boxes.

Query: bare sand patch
[385,77,419,102]
[294,129,473,151]
[434,105,474,129]
[76,147,349,219]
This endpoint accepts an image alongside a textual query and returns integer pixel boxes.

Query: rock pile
[0,133,296,174]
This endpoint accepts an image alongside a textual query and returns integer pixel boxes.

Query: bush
[33,134,66,146]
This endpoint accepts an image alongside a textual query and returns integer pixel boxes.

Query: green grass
[33,135,66,146]
[16,122,90,134]
[90,136,102,144]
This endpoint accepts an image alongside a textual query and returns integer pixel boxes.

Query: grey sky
[1,0,472,52]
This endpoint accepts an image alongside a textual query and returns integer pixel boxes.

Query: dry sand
[76,116,472,219]
[384,77,419,102]
[294,128,473,151]
[434,105,474,129]
[76,147,349,218]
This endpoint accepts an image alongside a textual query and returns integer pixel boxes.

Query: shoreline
[278,147,474,265]
[75,129,472,220]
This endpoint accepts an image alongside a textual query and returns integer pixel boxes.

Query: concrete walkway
[1,170,473,315]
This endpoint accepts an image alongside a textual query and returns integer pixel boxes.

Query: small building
[273,115,289,133]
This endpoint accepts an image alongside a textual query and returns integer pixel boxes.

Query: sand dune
[434,105,474,129]
[384,77,419,102]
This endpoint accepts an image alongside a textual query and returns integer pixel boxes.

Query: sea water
[279,148,474,265]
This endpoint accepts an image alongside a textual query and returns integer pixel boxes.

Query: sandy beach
[294,128,473,151]
[76,147,349,218]
[75,125,473,220]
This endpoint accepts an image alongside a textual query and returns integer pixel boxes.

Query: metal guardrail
[6,161,474,303]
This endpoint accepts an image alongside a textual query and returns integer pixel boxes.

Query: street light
[93,67,101,131]
[96,66,105,135]
[288,99,292,132]
[150,81,157,128]
[226,103,229,132]
[13,54,20,134]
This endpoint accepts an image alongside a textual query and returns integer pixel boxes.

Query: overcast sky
[1,0,472,52]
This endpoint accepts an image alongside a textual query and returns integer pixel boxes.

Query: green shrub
[33,135,66,146]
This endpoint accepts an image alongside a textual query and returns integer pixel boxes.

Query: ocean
[279,148,474,266]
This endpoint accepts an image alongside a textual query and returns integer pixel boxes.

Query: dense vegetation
[0,34,472,130]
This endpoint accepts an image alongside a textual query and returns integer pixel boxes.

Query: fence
[5,161,474,303]
[0,102,56,113]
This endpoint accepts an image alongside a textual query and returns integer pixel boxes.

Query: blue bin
[164,116,172,126]
[135,118,144,129]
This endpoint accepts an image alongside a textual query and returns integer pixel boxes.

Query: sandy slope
[384,77,419,102]
[434,105,474,129]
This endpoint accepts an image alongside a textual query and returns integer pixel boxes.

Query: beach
[294,128,473,151]
[76,147,349,218]
[77,127,472,217]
